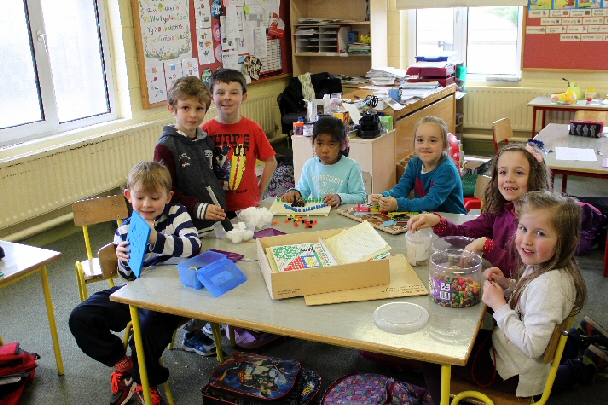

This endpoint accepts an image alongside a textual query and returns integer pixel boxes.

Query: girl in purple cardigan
[407,143,551,278]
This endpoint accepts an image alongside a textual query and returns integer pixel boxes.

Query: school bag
[0,342,39,405]
[576,202,606,255]
[201,352,321,405]
[322,373,432,405]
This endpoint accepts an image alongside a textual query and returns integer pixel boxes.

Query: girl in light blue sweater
[282,116,366,207]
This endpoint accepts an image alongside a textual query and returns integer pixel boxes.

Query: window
[0,0,116,146]
[412,7,522,77]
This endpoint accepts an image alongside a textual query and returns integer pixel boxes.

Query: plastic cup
[405,228,433,267]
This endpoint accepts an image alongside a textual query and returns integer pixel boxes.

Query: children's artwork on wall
[164,62,183,92]
[529,0,553,9]
[145,61,167,104]
[195,0,212,28]
[244,55,262,79]
[182,58,200,77]
[197,28,215,64]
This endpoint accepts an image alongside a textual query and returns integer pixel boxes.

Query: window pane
[0,0,43,129]
[416,8,454,57]
[467,7,519,75]
[41,0,109,123]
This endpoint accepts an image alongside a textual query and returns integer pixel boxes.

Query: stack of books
[348,42,371,55]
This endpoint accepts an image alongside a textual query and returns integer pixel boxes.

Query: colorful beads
[429,275,481,308]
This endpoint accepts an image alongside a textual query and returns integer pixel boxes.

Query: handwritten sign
[139,0,191,61]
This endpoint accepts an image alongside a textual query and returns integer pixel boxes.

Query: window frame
[0,0,118,147]
[407,6,523,79]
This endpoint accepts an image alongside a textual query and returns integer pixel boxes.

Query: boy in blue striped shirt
[69,162,201,405]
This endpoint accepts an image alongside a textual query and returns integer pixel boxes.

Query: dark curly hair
[482,143,551,214]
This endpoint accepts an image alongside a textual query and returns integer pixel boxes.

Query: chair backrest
[98,242,118,279]
[361,171,372,196]
[492,118,513,155]
[474,175,491,200]
[574,110,608,126]
[73,195,128,260]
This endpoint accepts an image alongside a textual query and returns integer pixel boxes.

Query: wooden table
[0,241,64,375]
[535,123,608,277]
[344,85,456,163]
[111,204,485,405]
[528,95,608,137]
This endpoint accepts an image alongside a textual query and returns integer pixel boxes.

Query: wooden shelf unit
[290,0,371,77]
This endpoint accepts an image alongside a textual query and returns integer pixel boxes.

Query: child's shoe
[132,383,167,405]
[110,371,134,405]
[202,322,226,336]
[583,345,608,379]
[182,330,217,356]
[578,316,608,350]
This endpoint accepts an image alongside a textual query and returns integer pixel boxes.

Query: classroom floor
[2,175,608,405]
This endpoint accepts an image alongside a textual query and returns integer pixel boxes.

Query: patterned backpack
[202,352,321,405]
[322,373,432,405]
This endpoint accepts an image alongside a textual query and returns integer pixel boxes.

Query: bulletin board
[132,0,292,109]
[522,1,608,71]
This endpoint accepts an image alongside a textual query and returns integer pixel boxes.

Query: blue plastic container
[178,251,247,296]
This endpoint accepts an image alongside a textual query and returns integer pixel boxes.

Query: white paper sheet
[555,147,598,162]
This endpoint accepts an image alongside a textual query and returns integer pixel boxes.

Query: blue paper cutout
[381,219,396,227]
[126,211,152,278]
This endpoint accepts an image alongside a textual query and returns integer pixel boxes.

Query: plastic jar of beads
[429,249,482,308]
[405,228,433,267]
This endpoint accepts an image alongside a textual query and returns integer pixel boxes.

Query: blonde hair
[509,191,587,313]
[127,162,172,194]
[167,76,212,110]
[482,143,551,214]
[413,116,449,152]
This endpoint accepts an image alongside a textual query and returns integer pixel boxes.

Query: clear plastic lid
[374,302,429,334]
[432,236,475,252]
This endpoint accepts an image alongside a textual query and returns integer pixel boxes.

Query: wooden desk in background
[112,203,485,405]
[343,85,457,164]
[535,123,608,277]
[291,130,396,193]
[0,241,64,375]
[528,95,608,138]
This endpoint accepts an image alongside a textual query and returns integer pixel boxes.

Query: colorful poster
[194,0,212,29]
[197,28,215,64]
[145,61,167,104]
[138,0,191,61]
[164,62,183,93]
[182,58,200,77]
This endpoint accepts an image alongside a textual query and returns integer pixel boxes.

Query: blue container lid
[196,257,247,297]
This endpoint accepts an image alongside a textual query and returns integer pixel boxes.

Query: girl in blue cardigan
[371,116,467,214]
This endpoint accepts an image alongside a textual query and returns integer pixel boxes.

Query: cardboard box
[256,228,390,300]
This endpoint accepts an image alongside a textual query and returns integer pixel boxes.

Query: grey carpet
[2,176,607,405]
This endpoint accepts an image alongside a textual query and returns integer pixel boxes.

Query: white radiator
[464,87,575,133]
[0,94,279,237]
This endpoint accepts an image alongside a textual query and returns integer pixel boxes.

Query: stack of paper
[348,42,371,55]
[322,221,390,264]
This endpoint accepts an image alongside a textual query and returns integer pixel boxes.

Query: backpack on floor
[321,373,432,405]
[0,342,40,405]
[576,202,606,255]
[201,352,321,405]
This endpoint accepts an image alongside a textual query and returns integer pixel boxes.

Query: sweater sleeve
[382,159,416,209]
[154,144,202,218]
[493,272,574,359]
[337,161,366,204]
[295,158,314,199]
[396,162,460,212]
[149,206,201,258]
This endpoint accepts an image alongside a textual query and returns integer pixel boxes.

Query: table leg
[130,306,152,405]
[604,238,608,277]
[541,109,546,130]
[532,107,538,138]
[40,265,64,376]
[440,364,451,405]
[561,175,568,195]
[210,323,225,363]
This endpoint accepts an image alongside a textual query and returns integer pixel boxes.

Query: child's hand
[116,241,130,262]
[484,267,510,290]
[465,237,486,255]
[324,193,341,208]
[370,194,382,205]
[282,190,300,204]
[205,204,226,221]
[482,280,507,311]
[145,219,158,245]
[407,213,440,232]
[378,196,398,212]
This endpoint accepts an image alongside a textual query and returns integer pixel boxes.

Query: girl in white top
[422,191,587,402]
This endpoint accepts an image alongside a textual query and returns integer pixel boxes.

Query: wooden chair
[73,195,129,302]
[574,110,608,127]
[450,314,575,405]
[493,118,514,155]
[464,175,491,213]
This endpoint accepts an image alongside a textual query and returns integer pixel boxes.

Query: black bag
[0,342,40,405]
[201,352,321,405]
[358,111,382,139]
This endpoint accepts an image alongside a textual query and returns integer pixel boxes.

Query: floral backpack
[322,373,432,405]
